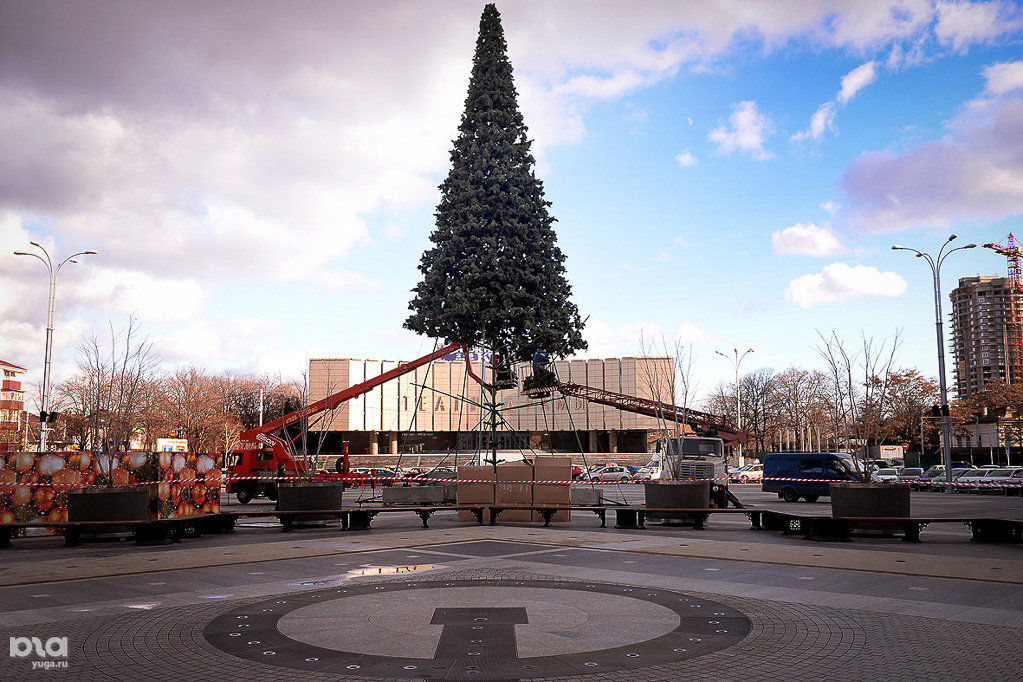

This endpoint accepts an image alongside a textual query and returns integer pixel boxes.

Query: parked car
[762,452,862,503]
[579,465,634,482]
[977,468,1020,492]
[895,467,924,484]
[955,468,991,492]
[929,467,970,491]
[912,467,944,489]
[730,463,763,483]
[413,467,457,484]
[873,468,901,482]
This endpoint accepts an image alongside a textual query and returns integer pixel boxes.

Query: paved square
[1,503,1021,680]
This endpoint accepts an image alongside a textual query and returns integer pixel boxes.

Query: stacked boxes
[454,458,575,524]
[495,461,534,522]
[531,456,572,522]
[455,465,494,522]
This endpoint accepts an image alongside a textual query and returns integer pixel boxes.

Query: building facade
[950,275,1023,398]
[307,353,678,454]
[0,360,26,452]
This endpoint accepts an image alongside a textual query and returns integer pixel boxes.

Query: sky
[2,0,1023,405]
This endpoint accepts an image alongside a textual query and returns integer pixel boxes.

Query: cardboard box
[532,456,571,522]
[456,465,494,523]
[495,461,533,522]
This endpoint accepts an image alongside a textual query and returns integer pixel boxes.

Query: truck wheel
[781,487,799,503]
[803,495,820,503]
[235,486,253,504]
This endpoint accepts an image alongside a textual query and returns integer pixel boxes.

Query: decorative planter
[68,486,152,523]
[276,482,345,529]
[382,485,445,506]
[830,482,911,533]
[644,481,710,524]
[571,486,603,506]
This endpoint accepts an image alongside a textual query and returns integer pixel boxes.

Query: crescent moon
[686,117,693,127]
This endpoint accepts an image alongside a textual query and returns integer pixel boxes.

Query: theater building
[307,352,676,455]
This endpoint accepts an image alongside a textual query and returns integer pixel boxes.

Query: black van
[762,452,861,502]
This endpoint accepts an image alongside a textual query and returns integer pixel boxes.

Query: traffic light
[38,410,60,423]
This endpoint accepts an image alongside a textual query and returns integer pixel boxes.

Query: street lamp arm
[29,241,53,268]
[938,244,977,269]
[56,250,98,275]
[13,251,52,273]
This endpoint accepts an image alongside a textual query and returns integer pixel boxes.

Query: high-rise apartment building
[0,359,26,452]
[950,276,1023,397]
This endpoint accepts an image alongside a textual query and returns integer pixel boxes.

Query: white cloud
[793,102,837,142]
[73,269,206,323]
[838,61,878,104]
[794,61,876,142]
[708,101,774,160]
[935,0,1023,51]
[772,223,846,256]
[785,263,907,308]
[655,251,671,262]
[675,149,698,167]
[820,201,840,213]
[841,86,1023,231]
[675,321,714,345]
[983,61,1023,95]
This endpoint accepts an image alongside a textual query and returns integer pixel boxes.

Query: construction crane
[982,234,1023,383]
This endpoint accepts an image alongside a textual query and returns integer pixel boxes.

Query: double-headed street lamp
[13,242,98,452]
[716,347,754,468]
[892,234,975,492]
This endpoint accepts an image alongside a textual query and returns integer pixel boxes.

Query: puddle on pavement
[289,564,444,587]
[344,565,443,579]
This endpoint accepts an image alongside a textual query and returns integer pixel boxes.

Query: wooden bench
[345,505,486,531]
[482,505,607,528]
[607,507,763,531]
[761,510,1023,543]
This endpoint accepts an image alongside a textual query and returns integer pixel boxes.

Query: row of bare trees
[45,319,301,453]
[704,330,941,456]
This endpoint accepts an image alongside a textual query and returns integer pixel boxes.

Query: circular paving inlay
[204,579,752,679]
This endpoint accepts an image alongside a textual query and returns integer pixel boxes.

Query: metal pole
[258,387,264,426]
[932,256,956,491]
[893,237,976,492]
[38,267,56,453]
[735,356,742,467]
[14,244,97,453]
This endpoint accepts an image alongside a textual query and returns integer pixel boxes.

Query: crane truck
[226,342,462,503]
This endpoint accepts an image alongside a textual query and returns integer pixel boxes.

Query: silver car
[581,465,634,482]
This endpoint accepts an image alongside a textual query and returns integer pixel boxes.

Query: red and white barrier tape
[1,475,1020,489]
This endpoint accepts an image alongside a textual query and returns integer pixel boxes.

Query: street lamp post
[716,347,754,468]
[892,234,975,492]
[13,242,98,452]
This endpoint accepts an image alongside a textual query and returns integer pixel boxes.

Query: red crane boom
[983,233,1023,384]
[554,382,749,445]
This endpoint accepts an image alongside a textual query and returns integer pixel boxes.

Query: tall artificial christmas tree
[405,3,586,364]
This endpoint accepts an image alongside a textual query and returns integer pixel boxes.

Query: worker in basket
[524,348,557,393]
